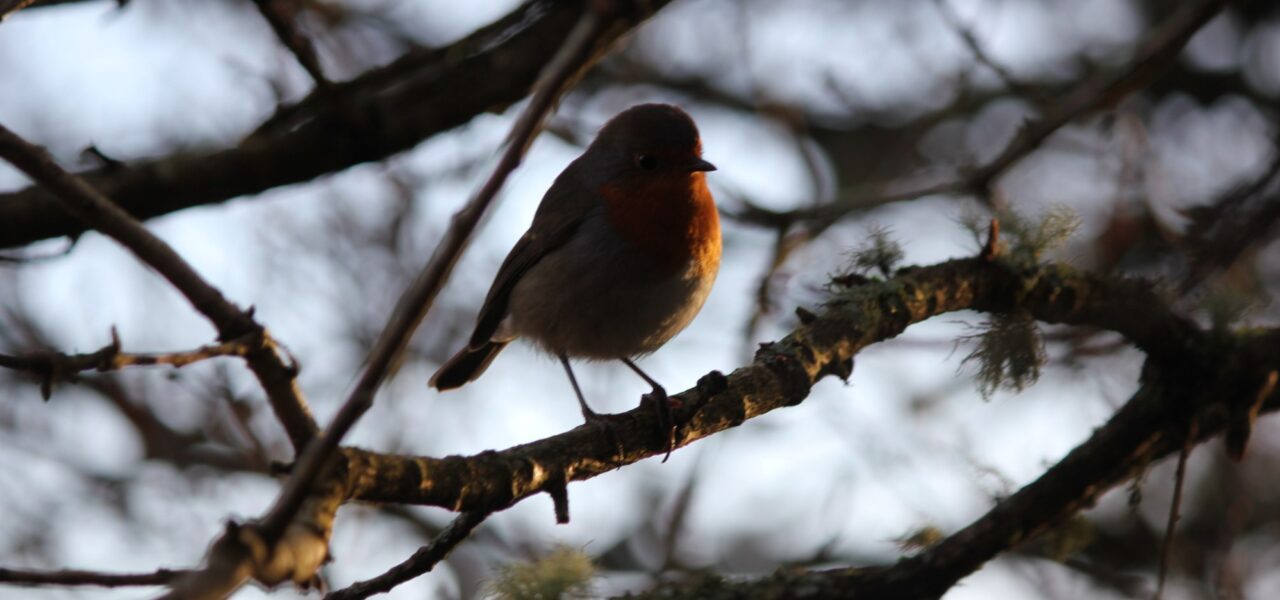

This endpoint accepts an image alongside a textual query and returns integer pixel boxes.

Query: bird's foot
[642,385,680,462]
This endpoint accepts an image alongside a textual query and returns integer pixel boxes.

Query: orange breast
[600,173,721,277]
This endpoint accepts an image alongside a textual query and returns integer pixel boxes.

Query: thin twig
[0,122,318,448]
[0,0,676,250]
[253,0,332,89]
[325,511,489,600]
[256,0,617,546]
[0,328,261,399]
[735,0,1230,227]
[155,5,632,599]
[739,119,833,350]
[0,330,258,376]
[0,566,187,587]
[0,126,255,334]
[1180,137,1280,291]
[933,0,1034,97]
[1155,421,1197,600]
[0,309,266,472]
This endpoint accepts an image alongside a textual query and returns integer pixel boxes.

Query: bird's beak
[687,158,717,172]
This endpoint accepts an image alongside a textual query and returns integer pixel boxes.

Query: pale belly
[502,213,718,359]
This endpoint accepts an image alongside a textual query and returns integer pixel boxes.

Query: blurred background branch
[3,0,1280,598]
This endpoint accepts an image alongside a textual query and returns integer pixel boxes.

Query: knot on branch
[233,521,329,590]
[755,341,814,406]
[695,370,728,397]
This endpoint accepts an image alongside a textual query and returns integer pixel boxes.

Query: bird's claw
[643,386,679,462]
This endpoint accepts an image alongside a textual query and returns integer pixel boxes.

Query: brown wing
[467,160,595,348]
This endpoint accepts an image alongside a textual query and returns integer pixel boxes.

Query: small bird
[430,103,720,449]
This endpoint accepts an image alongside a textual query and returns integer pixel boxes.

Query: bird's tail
[429,341,509,391]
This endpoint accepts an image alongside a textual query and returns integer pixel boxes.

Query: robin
[430,103,720,451]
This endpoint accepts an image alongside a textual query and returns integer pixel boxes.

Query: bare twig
[734,0,1230,227]
[325,511,489,600]
[1180,137,1280,291]
[1155,422,1197,600]
[0,123,318,448]
[0,126,255,333]
[933,0,1034,97]
[257,0,616,545]
[0,309,267,472]
[0,566,187,587]
[742,226,798,352]
[738,119,836,349]
[0,328,259,388]
[159,3,640,597]
[253,0,332,89]
[0,0,676,250]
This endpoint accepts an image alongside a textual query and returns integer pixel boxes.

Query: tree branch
[932,0,1034,97]
[0,122,318,450]
[0,328,260,399]
[11,253,1270,598]
[155,2,665,596]
[621,362,1280,600]
[328,253,1276,598]
[252,0,331,89]
[1181,135,1280,290]
[325,511,489,600]
[0,0,675,250]
[732,0,1230,227]
[342,257,1211,511]
[0,566,186,588]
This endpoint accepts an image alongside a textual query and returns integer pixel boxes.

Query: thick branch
[156,2,667,597]
[336,255,1273,599]
[13,255,1264,598]
[344,258,1210,511]
[0,0,674,250]
[621,365,1280,599]
[157,457,349,599]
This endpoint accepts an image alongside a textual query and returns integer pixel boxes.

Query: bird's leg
[559,354,600,421]
[560,354,623,455]
[621,357,678,462]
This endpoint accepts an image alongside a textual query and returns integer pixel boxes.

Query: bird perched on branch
[430,103,720,452]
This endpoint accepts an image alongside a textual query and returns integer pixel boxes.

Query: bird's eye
[635,154,658,170]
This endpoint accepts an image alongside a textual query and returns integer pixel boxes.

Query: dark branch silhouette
[0,0,675,250]
[1,0,1274,598]
[0,122,318,449]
